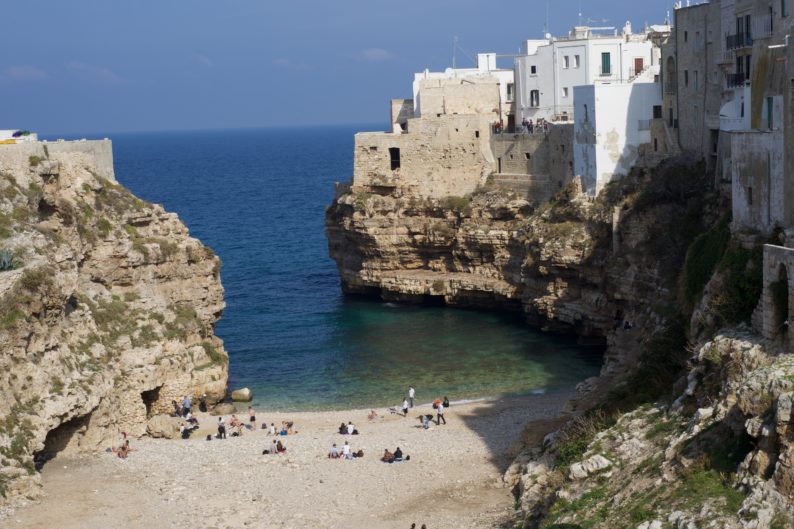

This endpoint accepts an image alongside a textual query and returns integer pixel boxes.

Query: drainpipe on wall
[675,8,683,151]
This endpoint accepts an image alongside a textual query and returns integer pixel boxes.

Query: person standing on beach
[436,402,446,425]
[182,395,191,418]
[402,398,409,416]
[408,386,415,408]
[248,406,256,428]
[217,417,227,439]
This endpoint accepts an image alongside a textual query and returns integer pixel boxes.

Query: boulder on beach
[231,387,253,402]
[147,415,179,439]
[210,403,236,416]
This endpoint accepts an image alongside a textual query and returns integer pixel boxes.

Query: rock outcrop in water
[0,141,227,500]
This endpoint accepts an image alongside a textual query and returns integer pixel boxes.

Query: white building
[515,22,665,124]
[413,53,515,126]
[573,82,663,196]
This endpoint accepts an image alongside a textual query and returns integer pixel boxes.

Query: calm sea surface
[62,126,602,410]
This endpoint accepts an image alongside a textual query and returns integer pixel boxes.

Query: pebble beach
[4,392,572,529]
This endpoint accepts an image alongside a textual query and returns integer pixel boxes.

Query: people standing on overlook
[408,385,415,408]
[436,401,446,425]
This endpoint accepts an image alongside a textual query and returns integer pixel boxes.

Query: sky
[0,1,669,135]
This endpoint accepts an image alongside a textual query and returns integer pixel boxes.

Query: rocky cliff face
[505,332,794,529]
[326,160,717,402]
[0,143,227,500]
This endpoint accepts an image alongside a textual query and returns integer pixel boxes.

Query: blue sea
[64,126,602,410]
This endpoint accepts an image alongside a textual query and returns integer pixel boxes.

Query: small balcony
[727,72,748,88]
[718,50,735,65]
[726,32,753,50]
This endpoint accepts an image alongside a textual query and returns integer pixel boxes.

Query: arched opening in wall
[771,264,789,337]
[141,386,163,419]
[34,412,93,471]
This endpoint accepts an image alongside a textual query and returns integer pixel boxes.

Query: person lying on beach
[328,443,340,459]
[381,449,394,463]
[368,410,379,420]
[276,440,286,453]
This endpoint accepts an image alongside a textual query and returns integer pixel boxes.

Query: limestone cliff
[0,142,227,500]
[326,158,717,401]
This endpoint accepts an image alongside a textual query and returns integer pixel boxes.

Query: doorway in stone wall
[772,264,790,337]
[141,386,162,419]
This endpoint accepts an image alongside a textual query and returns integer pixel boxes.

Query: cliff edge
[0,141,228,500]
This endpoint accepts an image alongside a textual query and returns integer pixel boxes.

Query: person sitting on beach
[394,447,404,462]
[185,411,199,428]
[230,415,244,436]
[271,439,279,454]
[283,421,295,434]
[339,422,347,434]
[443,396,450,408]
[328,443,340,459]
[342,441,352,460]
[179,423,191,439]
[276,440,286,453]
[368,410,379,421]
[381,449,394,463]
[346,422,355,435]
[115,440,133,459]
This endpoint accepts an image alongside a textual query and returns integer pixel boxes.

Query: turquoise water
[73,126,602,410]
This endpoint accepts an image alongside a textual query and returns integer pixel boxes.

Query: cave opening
[34,412,92,471]
[141,386,162,419]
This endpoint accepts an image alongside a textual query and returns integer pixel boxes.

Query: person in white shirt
[402,398,409,416]
[408,386,415,407]
[342,441,352,460]
[346,422,355,435]
[436,402,446,425]
[268,423,276,436]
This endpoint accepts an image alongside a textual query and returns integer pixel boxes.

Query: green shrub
[681,220,730,306]
[96,217,113,237]
[157,239,178,259]
[711,244,763,325]
[201,341,227,365]
[28,155,43,167]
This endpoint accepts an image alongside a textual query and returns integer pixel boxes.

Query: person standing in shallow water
[408,386,415,408]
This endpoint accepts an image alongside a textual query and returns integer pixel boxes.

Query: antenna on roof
[578,0,582,26]
[545,0,550,35]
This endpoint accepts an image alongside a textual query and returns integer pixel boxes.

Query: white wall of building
[574,82,662,195]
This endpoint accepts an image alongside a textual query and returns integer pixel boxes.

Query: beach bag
[356,450,364,457]
[206,435,212,441]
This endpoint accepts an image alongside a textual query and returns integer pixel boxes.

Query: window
[475,130,480,138]
[563,55,570,69]
[530,90,540,107]
[684,31,688,42]
[746,55,752,78]
[530,65,537,75]
[389,148,400,170]
[601,52,611,75]
[506,83,515,102]
[748,186,753,206]
[562,87,569,98]
[584,104,588,122]
[653,105,662,119]
[574,55,580,68]
[524,153,531,160]
[684,70,689,86]
[369,146,378,151]
[654,138,658,152]
[784,0,789,17]
[694,70,699,91]
[767,96,774,128]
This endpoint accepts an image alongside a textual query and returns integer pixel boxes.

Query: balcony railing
[727,72,748,88]
[726,32,753,50]
[718,50,735,65]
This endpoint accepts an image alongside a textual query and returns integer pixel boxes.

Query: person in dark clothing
[198,393,208,413]
[394,447,403,461]
[217,417,227,439]
[442,396,449,408]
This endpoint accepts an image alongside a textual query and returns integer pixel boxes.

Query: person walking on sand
[436,401,446,425]
[402,398,409,416]
[408,386,415,408]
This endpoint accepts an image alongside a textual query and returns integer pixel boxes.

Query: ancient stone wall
[0,139,115,181]
[731,129,786,232]
[352,114,496,198]
[761,244,794,348]
[416,77,501,118]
